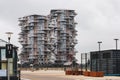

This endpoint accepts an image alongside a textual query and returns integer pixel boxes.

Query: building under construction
[18,9,78,66]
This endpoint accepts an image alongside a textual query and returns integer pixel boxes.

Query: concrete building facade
[18,9,78,66]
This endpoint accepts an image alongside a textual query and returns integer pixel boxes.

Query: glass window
[1,49,6,60]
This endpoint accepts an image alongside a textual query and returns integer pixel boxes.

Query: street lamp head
[5,32,13,42]
[98,41,102,43]
[114,39,119,41]
[98,41,102,51]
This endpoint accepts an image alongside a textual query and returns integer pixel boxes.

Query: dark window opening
[103,53,111,59]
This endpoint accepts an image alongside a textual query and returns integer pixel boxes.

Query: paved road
[21,73,74,80]
[21,70,75,80]
[21,70,120,80]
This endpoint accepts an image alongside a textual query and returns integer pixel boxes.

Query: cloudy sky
[0,0,120,62]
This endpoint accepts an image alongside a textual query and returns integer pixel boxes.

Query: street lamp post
[98,41,102,52]
[97,41,102,71]
[6,32,13,80]
[114,39,119,50]
[114,39,119,74]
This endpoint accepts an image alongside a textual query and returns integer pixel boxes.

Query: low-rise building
[90,49,120,75]
[0,39,18,79]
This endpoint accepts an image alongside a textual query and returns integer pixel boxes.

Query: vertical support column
[0,49,1,69]
[85,53,87,71]
[81,53,82,72]
[96,53,98,72]
[90,52,92,71]
[98,41,102,71]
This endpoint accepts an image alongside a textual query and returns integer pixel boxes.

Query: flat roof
[91,49,120,53]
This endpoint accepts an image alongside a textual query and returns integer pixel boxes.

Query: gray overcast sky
[0,0,120,62]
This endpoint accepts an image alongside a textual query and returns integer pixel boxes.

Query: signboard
[6,44,13,58]
[0,70,6,76]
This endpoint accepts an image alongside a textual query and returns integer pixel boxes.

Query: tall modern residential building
[19,9,78,66]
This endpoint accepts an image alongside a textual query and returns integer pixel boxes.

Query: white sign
[0,70,6,76]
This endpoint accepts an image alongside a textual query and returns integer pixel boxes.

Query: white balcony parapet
[43,28,50,31]
[52,14,58,17]
[74,22,78,25]
[74,50,78,53]
[18,32,24,35]
[60,31,67,34]
[37,30,45,34]
[69,14,75,17]
[58,19,66,22]
[48,24,55,28]
[21,42,28,45]
[19,38,24,42]
[21,28,29,31]
[37,16,46,20]
[64,17,71,19]
[31,34,37,37]
[37,38,45,41]
[73,39,78,44]
[19,17,26,21]
[55,10,63,13]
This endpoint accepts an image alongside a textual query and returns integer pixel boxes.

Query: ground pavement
[21,70,120,80]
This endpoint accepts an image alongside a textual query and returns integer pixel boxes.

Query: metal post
[81,53,82,72]
[85,53,87,71]
[7,59,10,80]
[114,39,119,50]
[97,41,102,71]
[114,39,119,74]
[96,53,97,72]
[7,37,10,80]
[90,53,92,71]
[6,32,13,80]
[98,42,102,52]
